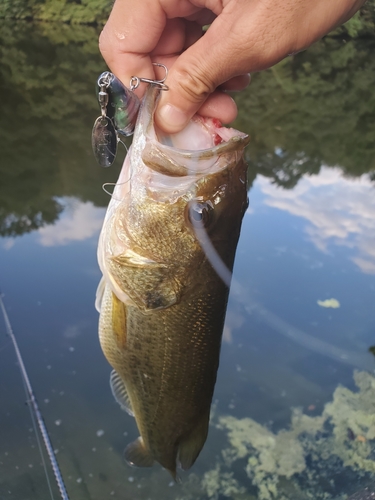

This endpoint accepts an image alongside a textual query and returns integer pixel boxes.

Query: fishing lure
[92,64,168,168]
[91,72,139,168]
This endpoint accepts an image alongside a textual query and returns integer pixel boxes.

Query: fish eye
[188,201,213,228]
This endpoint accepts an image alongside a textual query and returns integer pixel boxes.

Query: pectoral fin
[111,252,166,269]
[109,254,179,311]
[124,437,154,468]
[111,292,127,348]
[110,370,134,417]
[177,408,210,470]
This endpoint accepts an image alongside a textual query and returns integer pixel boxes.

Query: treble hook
[130,63,169,91]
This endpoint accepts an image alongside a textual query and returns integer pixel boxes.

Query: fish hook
[130,63,169,91]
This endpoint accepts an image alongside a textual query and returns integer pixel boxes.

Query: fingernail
[157,104,188,131]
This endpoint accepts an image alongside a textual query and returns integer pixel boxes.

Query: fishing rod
[0,293,70,500]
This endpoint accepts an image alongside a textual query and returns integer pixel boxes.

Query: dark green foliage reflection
[0,21,374,237]
[0,0,374,34]
[234,37,375,188]
[0,22,123,237]
[0,0,111,24]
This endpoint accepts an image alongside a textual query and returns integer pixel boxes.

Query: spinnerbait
[92,64,168,168]
[91,72,140,168]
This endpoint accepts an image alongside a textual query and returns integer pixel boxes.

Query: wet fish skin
[97,86,249,478]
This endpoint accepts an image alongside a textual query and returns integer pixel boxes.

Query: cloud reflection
[37,198,105,247]
[2,239,15,250]
[258,168,375,274]
[63,320,91,339]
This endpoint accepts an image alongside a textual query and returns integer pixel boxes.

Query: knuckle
[98,24,122,58]
[98,27,110,55]
[174,68,216,103]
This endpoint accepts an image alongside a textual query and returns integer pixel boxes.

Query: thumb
[155,19,246,134]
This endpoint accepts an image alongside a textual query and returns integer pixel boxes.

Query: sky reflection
[36,198,105,247]
[258,167,375,274]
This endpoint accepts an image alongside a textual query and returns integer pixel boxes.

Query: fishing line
[102,182,119,197]
[21,371,56,500]
[118,137,129,153]
[0,294,71,500]
[102,178,131,200]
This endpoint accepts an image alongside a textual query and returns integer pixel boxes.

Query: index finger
[99,0,166,96]
[99,0,207,96]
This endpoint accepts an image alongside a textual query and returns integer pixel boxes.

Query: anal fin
[125,437,154,468]
[110,370,134,417]
[177,408,210,470]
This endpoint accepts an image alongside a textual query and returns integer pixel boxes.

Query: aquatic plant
[180,371,375,500]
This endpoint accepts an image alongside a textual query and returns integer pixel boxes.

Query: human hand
[99,0,365,134]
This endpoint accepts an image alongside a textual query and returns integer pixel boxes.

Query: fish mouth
[141,86,250,178]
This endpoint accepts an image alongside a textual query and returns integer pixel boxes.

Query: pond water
[0,21,375,500]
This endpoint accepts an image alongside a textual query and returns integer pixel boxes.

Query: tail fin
[177,408,210,470]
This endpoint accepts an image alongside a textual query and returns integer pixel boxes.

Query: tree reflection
[0,22,374,237]
[235,36,375,188]
[0,21,122,237]
[0,200,63,237]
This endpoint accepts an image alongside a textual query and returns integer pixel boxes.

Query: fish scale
[99,269,226,472]
[97,85,249,478]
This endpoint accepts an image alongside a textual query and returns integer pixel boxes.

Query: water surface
[0,22,375,500]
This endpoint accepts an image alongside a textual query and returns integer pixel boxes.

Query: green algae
[182,371,375,500]
[317,299,341,309]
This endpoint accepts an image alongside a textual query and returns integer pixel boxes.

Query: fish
[96,84,250,478]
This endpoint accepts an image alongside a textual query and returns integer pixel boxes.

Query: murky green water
[0,21,375,500]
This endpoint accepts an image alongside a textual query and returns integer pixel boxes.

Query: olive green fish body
[99,260,227,473]
[97,86,249,477]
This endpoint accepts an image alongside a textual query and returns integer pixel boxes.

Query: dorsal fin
[177,408,210,470]
[110,370,134,417]
[124,437,154,468]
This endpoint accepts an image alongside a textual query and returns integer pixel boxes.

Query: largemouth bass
[96,85,249,478]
